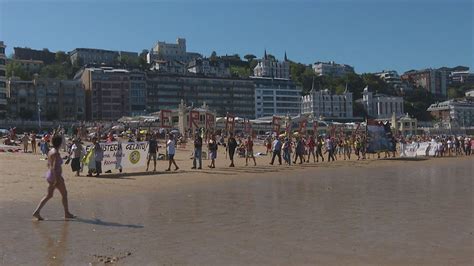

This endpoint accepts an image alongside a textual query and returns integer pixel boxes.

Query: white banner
[416,142,430,157]
[428,142,437,156]
[120,142,149,169]
[415,142,438,157]
[85,141,149,172]
[400,143,418,158]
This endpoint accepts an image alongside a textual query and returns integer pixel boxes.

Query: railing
[0,119,84,130]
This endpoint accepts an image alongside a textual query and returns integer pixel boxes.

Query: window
[263,97,273,101]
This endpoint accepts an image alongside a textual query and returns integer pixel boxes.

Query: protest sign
[400,142,418,158]
[85,141,149,172]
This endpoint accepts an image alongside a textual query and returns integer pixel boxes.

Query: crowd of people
[2,125,470,221]
[2,126,473,174]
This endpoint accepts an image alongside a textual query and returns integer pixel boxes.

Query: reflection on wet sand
[33,221,69,266]
[1,157,472,265]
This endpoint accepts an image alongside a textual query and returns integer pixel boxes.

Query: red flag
[352,123,361,137]
[272,116,281,134]
[313,121,318,136]
[205,113,215,130]
[299,119,307,135]
[226,113,235,134]
[189,111,200,129]
[160,110,172,128]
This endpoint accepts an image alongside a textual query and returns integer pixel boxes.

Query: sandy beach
[0,145,473,265]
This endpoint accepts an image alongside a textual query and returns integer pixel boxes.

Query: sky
[0,0,472,74]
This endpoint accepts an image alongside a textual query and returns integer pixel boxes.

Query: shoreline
[0,149,473,265]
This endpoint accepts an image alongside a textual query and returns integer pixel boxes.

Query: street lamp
[37,101,42,130]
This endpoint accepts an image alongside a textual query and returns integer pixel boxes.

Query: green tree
[353,101,368,118]
[210,51,218,62]
[266,54,276,61]
[249,60,258,70]
[230,66,251,78]
[361,73,389,95]
[138,56,149,71]
[39,64,68,79]
[6,62,31,80]
[55,51,68,64]
[447,88,461,99]
[244,54,256,62]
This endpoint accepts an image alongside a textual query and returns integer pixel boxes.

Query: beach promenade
[0,147,472,265]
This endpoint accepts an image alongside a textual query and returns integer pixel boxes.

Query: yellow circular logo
[129,151,140,164]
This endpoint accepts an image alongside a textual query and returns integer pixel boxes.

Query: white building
[312,61,355,77]
[253,51,290,80]
[358,86,404,119]
[450,70,474,84]
[375,70,412,93]
[252,77,301,118]
[0,41,6,118]
[466,90,474,98]
[147,38,201,64]
[427,98,474,128]
[301,89,353,119]
[376,70,401,84]
[187,58,230,78]
[150,60,186,74]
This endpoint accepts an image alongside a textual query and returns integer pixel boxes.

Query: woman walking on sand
[166,134,179,171]
[33,135,75,221]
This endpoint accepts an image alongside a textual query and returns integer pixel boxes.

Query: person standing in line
[87,137,103,177]
[70,138,83,176]
[33,134,75,221]
[208,135,218,168]
[227,133,238,167]
[270,136,283,165]
[315,136,324,162]
[464,137,471,156]
[245,136,257,166]
[306,135,316,163]
[30,132,37,154]
[354,137,361,160]
[21,133,29,153]
[192,133,203,169]
[265,136,272,155]
[326,137,334,162]
[146,133,159,172]
[343,138,350,160]
[166,134,179,171]
[40,134,49,157]
[282,137,292,165]
[447,137,453,156]
[293,136,305,164]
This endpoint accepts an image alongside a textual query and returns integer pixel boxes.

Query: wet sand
[0,147,473,265]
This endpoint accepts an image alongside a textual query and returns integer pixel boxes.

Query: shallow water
[1,158,473,265]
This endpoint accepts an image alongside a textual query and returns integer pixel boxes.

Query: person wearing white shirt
[166,134,179,171]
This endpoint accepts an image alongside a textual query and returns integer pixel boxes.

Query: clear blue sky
[0,0,472,73]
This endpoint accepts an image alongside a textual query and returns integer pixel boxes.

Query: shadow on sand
[382,157,429,161]
[41,217,144,229]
